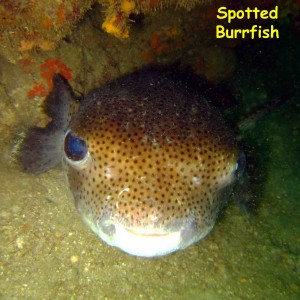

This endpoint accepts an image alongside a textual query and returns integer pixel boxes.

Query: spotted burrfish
[20,69,245,257]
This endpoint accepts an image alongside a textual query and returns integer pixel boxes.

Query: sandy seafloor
[0,5,300,300]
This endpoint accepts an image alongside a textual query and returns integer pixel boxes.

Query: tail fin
[20,74,75,174]
[19,127,65,174]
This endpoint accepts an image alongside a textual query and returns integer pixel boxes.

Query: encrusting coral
[0,0,295,61]
[0,0,213,61]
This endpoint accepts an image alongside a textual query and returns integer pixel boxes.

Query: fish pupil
[64,131,88,161]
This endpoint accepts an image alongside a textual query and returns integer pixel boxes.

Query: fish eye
[64,130,88,162]
[235,152,246,178]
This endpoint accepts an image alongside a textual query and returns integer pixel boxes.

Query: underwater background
[0,1,299,299]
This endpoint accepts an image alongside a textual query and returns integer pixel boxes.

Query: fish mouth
[86,217,213,257]
[98,223,184,257]
[125,228,172,237]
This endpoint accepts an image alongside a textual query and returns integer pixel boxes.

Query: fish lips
[91,215,213,257]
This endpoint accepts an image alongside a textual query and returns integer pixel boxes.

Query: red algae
[28,59,73,98]
[40,59,73,88]
[27,82,47,98]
